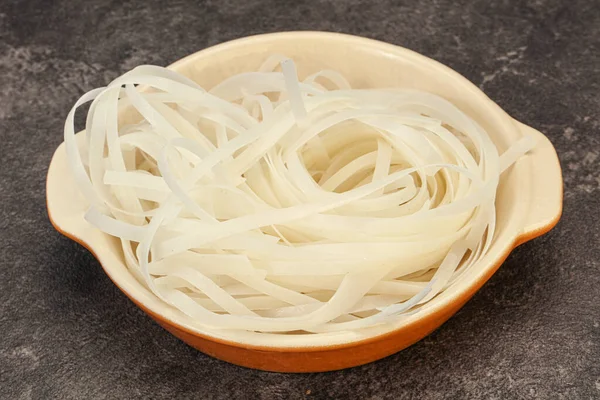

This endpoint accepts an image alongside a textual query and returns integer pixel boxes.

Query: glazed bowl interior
[49,32,551,349]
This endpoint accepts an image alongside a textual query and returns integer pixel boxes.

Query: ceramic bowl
[46,31,562,372]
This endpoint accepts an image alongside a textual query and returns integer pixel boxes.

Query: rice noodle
[64,56,535,333]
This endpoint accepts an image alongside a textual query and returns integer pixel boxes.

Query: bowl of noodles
[46,31,562,372]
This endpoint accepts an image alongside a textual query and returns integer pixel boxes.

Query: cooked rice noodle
[64,56,535,333]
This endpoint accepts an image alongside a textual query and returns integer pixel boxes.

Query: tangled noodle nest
[64,56,533,333]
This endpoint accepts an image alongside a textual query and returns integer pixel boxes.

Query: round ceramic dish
[46,31,563,373]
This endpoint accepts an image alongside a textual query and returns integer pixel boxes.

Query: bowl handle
[513,120,563,245]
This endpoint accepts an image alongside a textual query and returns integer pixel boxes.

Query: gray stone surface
[1,0,599,398]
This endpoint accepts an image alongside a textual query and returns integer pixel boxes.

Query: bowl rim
[47,30,563,352]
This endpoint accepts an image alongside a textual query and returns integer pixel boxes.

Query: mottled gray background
[1,0,599,399]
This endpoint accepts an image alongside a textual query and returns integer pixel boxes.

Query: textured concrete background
[1,0,599,399]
